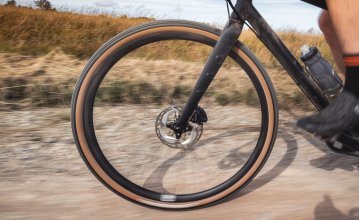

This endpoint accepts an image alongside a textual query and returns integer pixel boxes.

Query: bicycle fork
[172,20,244,137]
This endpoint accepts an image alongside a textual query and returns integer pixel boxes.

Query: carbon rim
[71,21,277,209]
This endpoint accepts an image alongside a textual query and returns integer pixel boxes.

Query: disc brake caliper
[190,106,208,125]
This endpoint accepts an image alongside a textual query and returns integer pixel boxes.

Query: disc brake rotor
[155,106,203,149]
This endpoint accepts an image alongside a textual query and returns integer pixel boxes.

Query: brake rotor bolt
[156,106,203,148]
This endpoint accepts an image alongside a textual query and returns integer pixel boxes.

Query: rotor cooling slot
[155,106,203,149]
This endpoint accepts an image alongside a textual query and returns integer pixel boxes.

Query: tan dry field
[0,51,312,110]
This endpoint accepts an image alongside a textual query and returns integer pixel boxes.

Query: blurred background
[0,0,332,111]
[0,0,358,219]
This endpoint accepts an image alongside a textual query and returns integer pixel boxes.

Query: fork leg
[173,21,244,134]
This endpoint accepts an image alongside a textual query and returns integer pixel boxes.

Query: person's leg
[327,0,359,98]
[326,0,359,55]
[297,0,359,138]
[318,11,345,74]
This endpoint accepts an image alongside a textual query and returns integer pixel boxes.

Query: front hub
[155,106,203,149]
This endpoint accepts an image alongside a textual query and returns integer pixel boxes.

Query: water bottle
[300,45,343,96]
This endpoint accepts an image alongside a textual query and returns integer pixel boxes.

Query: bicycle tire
[71,20,279,210]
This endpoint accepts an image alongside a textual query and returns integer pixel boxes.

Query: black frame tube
[242,2,329,109]
[175,0,330,132]
[174,13,245,131]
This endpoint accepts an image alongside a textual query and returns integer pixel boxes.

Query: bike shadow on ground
[229,128,298,200]
[314,195,359,220]
[143,126,264,194]
[285,121,359,172]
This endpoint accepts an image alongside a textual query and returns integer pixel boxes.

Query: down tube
[244,5,329,110]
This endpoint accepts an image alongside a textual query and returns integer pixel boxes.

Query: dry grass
[0,5,333,66]
[0,52,313,111]
[0,6,332,111]
[0,6,152,58]
[239,30,333,68]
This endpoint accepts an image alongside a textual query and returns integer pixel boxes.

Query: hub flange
[155,106,203,149]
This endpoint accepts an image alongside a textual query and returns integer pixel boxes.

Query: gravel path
[0,107,358,220]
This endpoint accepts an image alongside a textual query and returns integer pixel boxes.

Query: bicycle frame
[174,0,330,133]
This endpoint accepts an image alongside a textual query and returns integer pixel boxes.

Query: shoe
[297,91,359,139]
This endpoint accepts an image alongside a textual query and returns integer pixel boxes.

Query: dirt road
[0,51,357,219]
[0,107,358,220]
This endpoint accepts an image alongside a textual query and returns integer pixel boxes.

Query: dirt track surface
[0,107,358,220]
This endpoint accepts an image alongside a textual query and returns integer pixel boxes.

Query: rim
[73,24,276,209]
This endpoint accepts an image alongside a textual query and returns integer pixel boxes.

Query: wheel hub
[155,106,203,148]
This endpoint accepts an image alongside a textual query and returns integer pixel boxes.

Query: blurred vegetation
[0,6,327,110]
[239,30,332,69]
[0,77,75,107]
[0,75,313,111]
[34,0,54,10]
[4,0,16,7]
[0,5,331,64]
[0,5,152,58]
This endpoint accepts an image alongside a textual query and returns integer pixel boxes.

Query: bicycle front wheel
[71,20,278,209]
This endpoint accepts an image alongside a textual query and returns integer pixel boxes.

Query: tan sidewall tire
[71,21,278,209]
